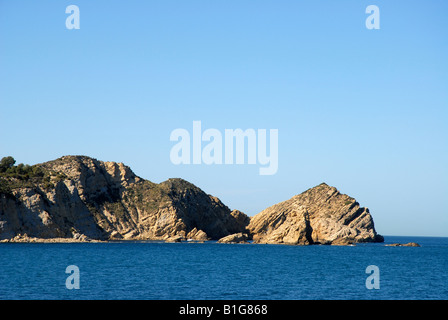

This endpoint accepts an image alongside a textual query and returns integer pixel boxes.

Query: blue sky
[1,0,447,236]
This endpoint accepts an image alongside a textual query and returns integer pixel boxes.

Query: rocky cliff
[0,156,383,245]
[0,156,248,241]
[248,183,383,245]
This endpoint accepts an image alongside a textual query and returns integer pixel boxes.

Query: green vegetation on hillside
[0,156,67,192]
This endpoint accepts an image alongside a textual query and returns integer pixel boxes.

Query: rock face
[0,156,249,241]
[0,157,384,245]
[187,227,210,241]
[386,242,420,247]
[217,232,249,244]
[248,183,383,245]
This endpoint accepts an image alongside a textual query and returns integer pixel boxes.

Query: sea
[0,236,446,300]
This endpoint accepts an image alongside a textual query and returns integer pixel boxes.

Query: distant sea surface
[0,236,446,300]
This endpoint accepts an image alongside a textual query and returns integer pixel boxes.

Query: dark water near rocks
[0,236,446,300]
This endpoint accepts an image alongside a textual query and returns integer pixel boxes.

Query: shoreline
[0,235,422,247]
[1,233,439,246]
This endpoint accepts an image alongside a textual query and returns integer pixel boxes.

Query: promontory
[0,155,383,245]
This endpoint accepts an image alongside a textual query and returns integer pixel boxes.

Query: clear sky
[1,0,447,236]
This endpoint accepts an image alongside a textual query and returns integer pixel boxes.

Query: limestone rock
[230,210,251,233]
[0,157,383,246]
[0,156,249,241]
[386,242,420,247]
[187,227,209,241]
[217,232,249,243]
[0,232,102,243]
[248,183,383,245]
[330,238,355,246]
[165,235,184,243]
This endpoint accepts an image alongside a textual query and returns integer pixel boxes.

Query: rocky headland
[248,183,384,245]
[0,155,383,245]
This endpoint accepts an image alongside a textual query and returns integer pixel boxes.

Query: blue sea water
[0,236,446,300]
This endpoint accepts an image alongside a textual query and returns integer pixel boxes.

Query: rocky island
[0,155,383,245]
[248,183,384,245]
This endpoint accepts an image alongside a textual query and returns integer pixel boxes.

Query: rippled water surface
[0,236,446,299]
